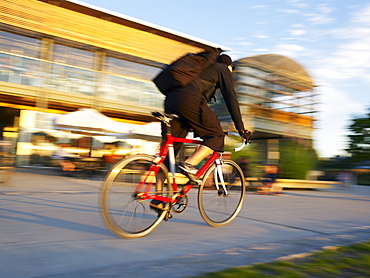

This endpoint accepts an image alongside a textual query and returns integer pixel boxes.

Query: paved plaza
[1,171,370,277]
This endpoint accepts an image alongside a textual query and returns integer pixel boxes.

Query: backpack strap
[200,79,217,102]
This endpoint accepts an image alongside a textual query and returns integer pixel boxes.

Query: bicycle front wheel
[198,159,246,227]
[99,154,172,238]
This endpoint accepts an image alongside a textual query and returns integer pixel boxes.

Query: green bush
[357,172,370,185]
[224,138,262,177]
[279,139,318,179]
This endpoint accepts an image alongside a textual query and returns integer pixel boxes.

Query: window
[237,74,266,87]
[99,74,163,107]
[100,56,163,106]
[49,44,96,95]
[0,31,42,86]
[105,56,160,81]
[53,44,95,69]
[237,65,269,78]
[0,30,41,58]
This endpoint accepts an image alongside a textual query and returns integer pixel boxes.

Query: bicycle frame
[134,133,225,204]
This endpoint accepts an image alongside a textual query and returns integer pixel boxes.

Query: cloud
[277,44,306,51]
[308,5,370,156]
[289,29,307,36]
[236,41,253,46]
[253,48,269,52]
[287,23,307,36]
[278,9,299,14]
[288,0,310,9]
[353,4,370,24]
[313,81,366,157]
[312,5,370,82]
[291,24,305,28]
[252,33,270,39]
[305,3,335,24]
[273,43,306,57]
[225,38,253,49]
[231,37,250,41]
[316,3,335,15]
[252,5,267,9]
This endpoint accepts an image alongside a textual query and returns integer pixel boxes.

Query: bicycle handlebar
[224,132,247,152]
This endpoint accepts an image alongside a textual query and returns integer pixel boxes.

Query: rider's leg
[178,145,214,182]
[185,145,213,166]
[165,93,223,181]
[155,171,165,192]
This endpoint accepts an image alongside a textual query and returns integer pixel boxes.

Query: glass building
[235,55,315,136]
[0,0,316,169]
[209,54,316,165]
[0,0,225,167]
[236,55,316,164]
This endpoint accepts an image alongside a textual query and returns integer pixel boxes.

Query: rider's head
[217,54,235,71]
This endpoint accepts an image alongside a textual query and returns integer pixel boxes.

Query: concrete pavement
[1,170,370,277]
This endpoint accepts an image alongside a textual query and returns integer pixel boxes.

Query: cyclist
[163,54,252,182]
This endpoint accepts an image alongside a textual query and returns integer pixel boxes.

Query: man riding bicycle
[163,53,252,182]
[100,53,251,238]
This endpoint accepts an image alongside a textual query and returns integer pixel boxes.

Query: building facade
[1,0,316,169]
[210,55,316,165]
[0,0,225,166]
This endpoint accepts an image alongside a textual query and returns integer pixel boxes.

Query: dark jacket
[171,62,245,131]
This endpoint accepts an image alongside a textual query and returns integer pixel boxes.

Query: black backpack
[153,48,221,95]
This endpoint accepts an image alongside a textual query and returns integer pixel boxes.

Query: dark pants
[164,91,225,156]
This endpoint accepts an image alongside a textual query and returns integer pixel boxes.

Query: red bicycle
[99,112,247,238]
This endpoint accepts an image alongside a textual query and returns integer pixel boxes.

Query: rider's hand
[238,129,252,143]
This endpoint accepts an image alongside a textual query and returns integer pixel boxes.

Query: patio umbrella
[53,108,135,156]
[53,108,134,136]
[128,121,161,141]
[117,121,198,142]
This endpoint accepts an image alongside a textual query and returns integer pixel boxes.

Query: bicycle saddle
[152,111,178,124]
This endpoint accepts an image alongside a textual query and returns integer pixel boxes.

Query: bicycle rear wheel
[100,154,172,238]
[198,159,245,226]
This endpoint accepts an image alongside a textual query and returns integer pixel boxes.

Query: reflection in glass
[0,30,41,58]
[48,64,96,95]
[0,53,42,86]
[99,74,163,108]
[0,30,164,108]
[105,56,160,81]
[236,64,316,115]
[53,44,95,70]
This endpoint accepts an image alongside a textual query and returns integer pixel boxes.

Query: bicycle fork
[214,158,229,196]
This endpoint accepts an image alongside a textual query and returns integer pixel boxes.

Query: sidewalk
[46,228,370,278]
[3,168,369,196]
[1,171,370,277]
[0,169,103,194]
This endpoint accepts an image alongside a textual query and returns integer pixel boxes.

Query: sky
[80,0,370,158]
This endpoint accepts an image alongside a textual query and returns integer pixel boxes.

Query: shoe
[150,199,165,215]
[178,162,198,183]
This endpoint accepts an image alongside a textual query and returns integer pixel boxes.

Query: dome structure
[236,54,314,89]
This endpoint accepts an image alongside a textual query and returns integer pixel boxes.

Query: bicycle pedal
[164,212,172,221]
[150,199,166,215]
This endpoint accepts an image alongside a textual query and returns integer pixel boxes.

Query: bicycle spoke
[117,198,141,227]
[198,160,245,226]
[100,154,172,238]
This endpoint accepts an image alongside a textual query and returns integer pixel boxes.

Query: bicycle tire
[198,159,245,227]
[99,154,172,238]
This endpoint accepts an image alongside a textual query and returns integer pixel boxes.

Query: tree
[224,137,262,177]
[279,139,318,179]
[347,108,370,162]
